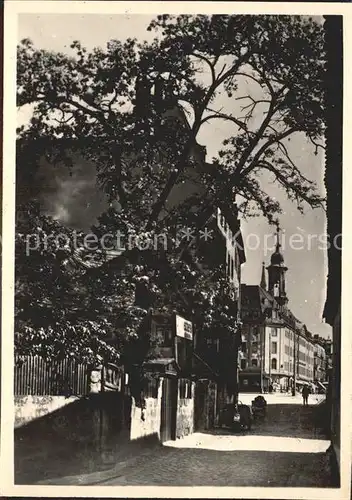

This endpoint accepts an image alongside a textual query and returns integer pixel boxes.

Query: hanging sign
[175,315,193,340]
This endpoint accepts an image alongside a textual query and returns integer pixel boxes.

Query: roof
[241,285,275,322]
[241,284,317,338]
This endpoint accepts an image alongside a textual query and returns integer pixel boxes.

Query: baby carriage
[251,395,267,419]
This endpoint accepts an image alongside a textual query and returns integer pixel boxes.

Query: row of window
[240,358,317,375]
[240,358,279,370]
[298,352,314,365]
[284,362,293,372]
[241,340,277,354]
[298,366,313,378]
[285,345,293,356]
[285,330,293,340]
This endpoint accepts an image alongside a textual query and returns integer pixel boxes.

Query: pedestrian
[302,385,310,406]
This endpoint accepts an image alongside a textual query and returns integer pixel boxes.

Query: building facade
[313,336,327,383]
[239,225,316,393]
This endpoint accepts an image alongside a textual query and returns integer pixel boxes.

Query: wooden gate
[194,379,207,431]
[194,379,217,431]
[160,377,177,442]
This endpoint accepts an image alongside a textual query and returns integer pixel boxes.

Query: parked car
[218,402,253,431]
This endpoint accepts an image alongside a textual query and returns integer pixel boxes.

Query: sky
[17,13,332,339]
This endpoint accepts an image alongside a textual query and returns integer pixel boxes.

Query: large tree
[16,15,325,366]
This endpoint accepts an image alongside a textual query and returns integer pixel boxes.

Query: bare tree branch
[147,52,251,228]
[257,159,325,209]
[239,127,296,180]
[192,52,217,84]
[200,111,249,133]
[308,135,326,154]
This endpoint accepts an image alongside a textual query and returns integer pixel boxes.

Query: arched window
[271,358,277,370]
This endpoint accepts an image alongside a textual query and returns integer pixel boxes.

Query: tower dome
[266,220,288,308]
[270,245,284,265]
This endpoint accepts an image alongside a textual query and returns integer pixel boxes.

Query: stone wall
[14,392,131,484]
[14,395,78,428]
[130,378,163,442]
[176,381,195,439]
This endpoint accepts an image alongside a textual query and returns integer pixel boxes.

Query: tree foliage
[16,15,325,367]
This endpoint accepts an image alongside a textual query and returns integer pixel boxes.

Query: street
[51,392,334,488]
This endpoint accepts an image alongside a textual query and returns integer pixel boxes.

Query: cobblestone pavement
[98,397,334,487]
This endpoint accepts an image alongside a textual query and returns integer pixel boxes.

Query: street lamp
[292,332,298,396]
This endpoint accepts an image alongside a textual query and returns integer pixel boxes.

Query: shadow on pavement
[15,393,161,485]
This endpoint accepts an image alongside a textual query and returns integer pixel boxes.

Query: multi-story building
[313,335,327,383]
[239,225,316,393]
[193,206,246,401]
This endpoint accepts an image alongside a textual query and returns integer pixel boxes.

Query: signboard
[103,363,122,391]
[175,314,193,340]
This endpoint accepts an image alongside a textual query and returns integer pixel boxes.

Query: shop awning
[317,381,327,392]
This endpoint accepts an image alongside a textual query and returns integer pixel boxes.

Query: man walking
[302,385,310,406]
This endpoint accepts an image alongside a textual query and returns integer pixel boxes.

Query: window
[227,253,231,276]
[251,359,258,367]
[271,358,277,370]
[230,258,234,280]
[285,345,290,355]
[240,342,247,354]
[144,377,159,399]
[271,328,277,336]
[179,378,192,399]
[240,359,247,370]
[252,341,258,354]
[272,342,277,355]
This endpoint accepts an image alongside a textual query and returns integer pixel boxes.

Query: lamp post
[292,332,297,396]
[260,326,264,393]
